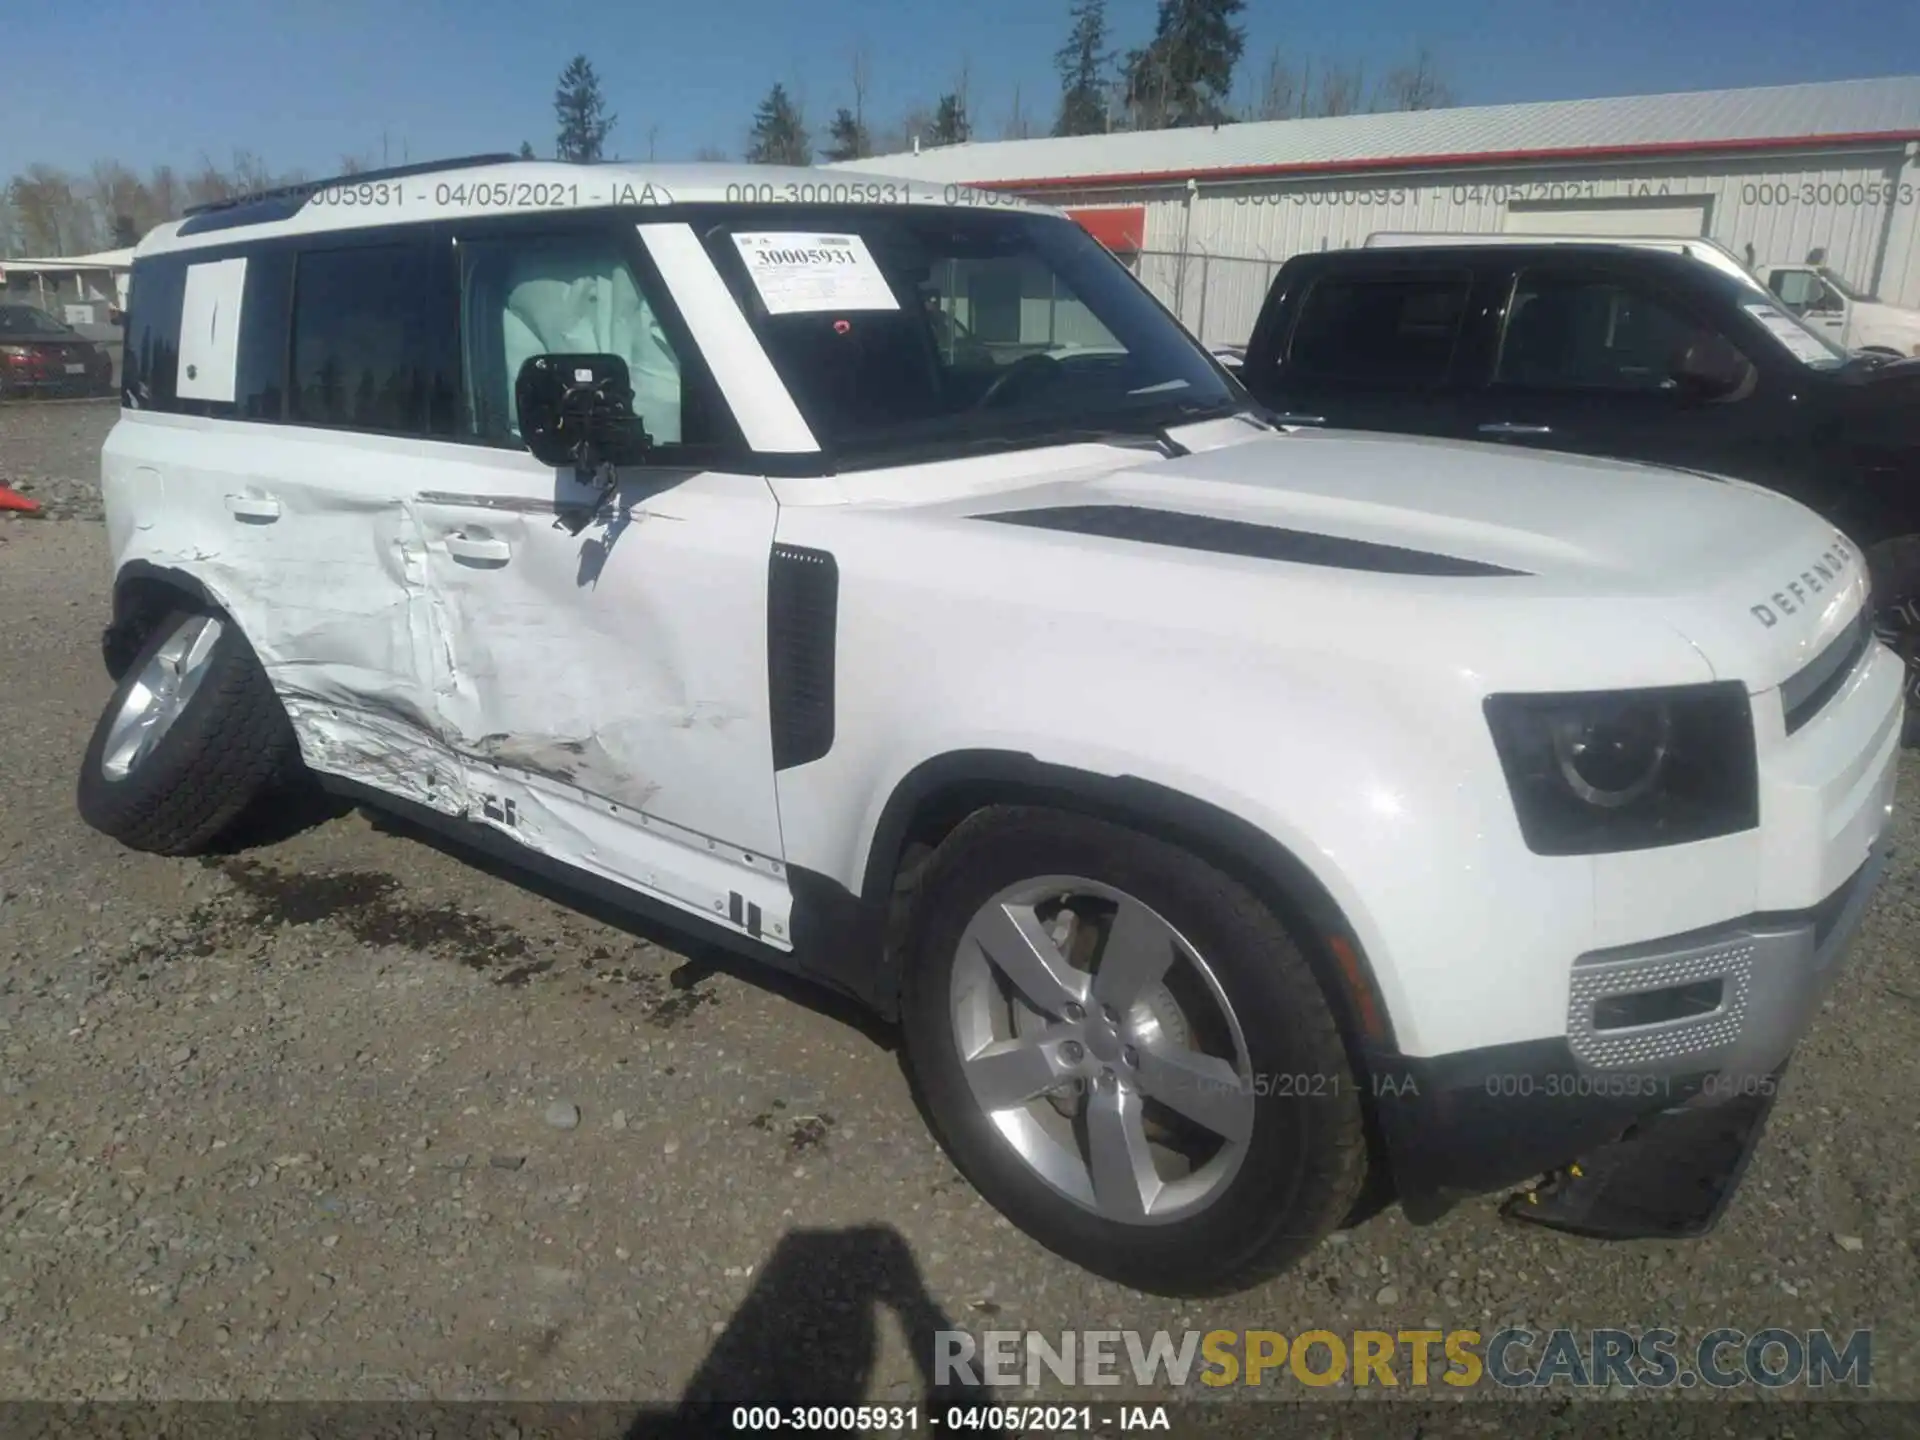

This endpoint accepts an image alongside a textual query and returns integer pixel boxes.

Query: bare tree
[953,57,972,133]
[7,166,97,254]
[1004,83,1036,140]
[850,44,871,133]
[89,161,156,247]
[147,166,181,223]
[1247,46,1298,120]
[693,144,732,162]
[1312,61,1365,117]
[1374,44,1454,111]
[874,106,936,156]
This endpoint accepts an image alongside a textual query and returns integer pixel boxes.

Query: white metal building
[831,76,1920,344]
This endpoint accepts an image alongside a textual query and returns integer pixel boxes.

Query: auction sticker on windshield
[1741,300,1841,365]
[731,232,901,315]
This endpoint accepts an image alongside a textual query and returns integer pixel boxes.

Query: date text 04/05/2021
[726,1404,1172,1432]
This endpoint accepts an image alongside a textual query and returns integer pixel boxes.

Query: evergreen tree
[1053,0,1114,137]
[929,93,971,146]
[518,140,536,159]
[1123,0,1247,129]
[746,84,811,165]
[554,56,616,162]
[822,107,871,162]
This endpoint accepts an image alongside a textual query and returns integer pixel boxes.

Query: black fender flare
[846,748,1399,1056]
[103,560,222,679]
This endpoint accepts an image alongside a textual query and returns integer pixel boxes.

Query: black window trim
[124,202,1248,481]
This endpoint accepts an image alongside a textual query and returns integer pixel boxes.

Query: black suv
[1237,243,1920,735]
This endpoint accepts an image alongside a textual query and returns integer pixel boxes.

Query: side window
[121,256,187,410]
[1285,272,1470,385]
[456,229,735,455]
[1496,270,1701,393]
[289,241,460,436]
[234,249,292,420]
[171,249,292,421]
[1770,268,1820,311]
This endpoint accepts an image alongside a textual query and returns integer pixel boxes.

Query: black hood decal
[975,504,1530,577]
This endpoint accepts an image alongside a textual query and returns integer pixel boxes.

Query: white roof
[827,75,1920,189]
[0,247,135,272]
[136,161,1051,258]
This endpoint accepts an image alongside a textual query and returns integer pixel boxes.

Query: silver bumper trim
[1566,841,1891,1079]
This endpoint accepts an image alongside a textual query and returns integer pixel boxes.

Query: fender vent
[768,544,838,770]
[975,504,1528,577]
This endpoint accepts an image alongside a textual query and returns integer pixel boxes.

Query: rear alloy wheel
[901,806,1368,1296]
[1868,536,1920,747]
[77,605,298,854]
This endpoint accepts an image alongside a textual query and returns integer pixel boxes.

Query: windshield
[0,305,74,336]
[694,206,1243,463]
[1817,267,1868,303]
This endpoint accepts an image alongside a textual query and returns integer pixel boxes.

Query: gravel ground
[1,401,1916,1433]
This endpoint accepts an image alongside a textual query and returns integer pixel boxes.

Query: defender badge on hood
[1750,537,1856,628]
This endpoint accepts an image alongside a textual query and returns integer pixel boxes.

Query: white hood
[1850,299,1920,355]
[964,428,1869,694]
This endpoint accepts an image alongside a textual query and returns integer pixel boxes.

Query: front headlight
[1484,683,1757,855]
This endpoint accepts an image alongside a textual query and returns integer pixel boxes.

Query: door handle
[446,533,512,565]
[224,494,280,522]
[1269,413,1326,426]
[1478,422,1553,437]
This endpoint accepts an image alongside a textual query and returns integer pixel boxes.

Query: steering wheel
[973,352,1063,410]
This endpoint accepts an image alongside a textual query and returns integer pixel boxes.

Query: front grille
[1781,607,1872,735]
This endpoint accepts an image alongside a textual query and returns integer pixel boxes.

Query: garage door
[1504,197,1710,238]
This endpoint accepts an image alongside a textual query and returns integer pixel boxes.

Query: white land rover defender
[84,156,1904,1295]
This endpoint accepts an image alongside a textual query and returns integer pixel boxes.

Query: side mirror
[514,353,654,472]
[1672,331,1751,401]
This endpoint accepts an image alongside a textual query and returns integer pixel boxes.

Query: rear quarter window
[1285,271,1471,385]
[121,257,187,410]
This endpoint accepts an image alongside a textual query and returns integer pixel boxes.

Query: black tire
[1868,536,1920,748]
[899,805,1368,1296]
[77,605,298,855]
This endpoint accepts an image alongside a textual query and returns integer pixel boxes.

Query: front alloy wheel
[901,806,1368,1296]
[950,876,1255,1225]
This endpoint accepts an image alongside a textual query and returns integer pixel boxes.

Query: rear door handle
[1270,413,1326,426]
[1478,421,1553,436]
[224,494,280,522]
[446,533,512,565]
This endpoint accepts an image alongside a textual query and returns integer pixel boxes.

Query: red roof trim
[968,129,1920,192]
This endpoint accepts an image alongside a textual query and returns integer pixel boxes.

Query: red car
[0,304,116,399]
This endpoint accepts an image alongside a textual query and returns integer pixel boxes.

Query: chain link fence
[1132,248,1282,348]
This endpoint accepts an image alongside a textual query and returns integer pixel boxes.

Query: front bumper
[1371,841,1890,1224]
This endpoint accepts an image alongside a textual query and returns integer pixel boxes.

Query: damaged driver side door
[414,218,791,946]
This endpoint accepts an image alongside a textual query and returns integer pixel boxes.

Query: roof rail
[180,152,524,219]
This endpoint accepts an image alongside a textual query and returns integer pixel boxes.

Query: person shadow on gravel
[623,1223,1002,1437]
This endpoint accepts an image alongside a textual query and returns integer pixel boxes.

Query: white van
[1760,258,1920,359]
